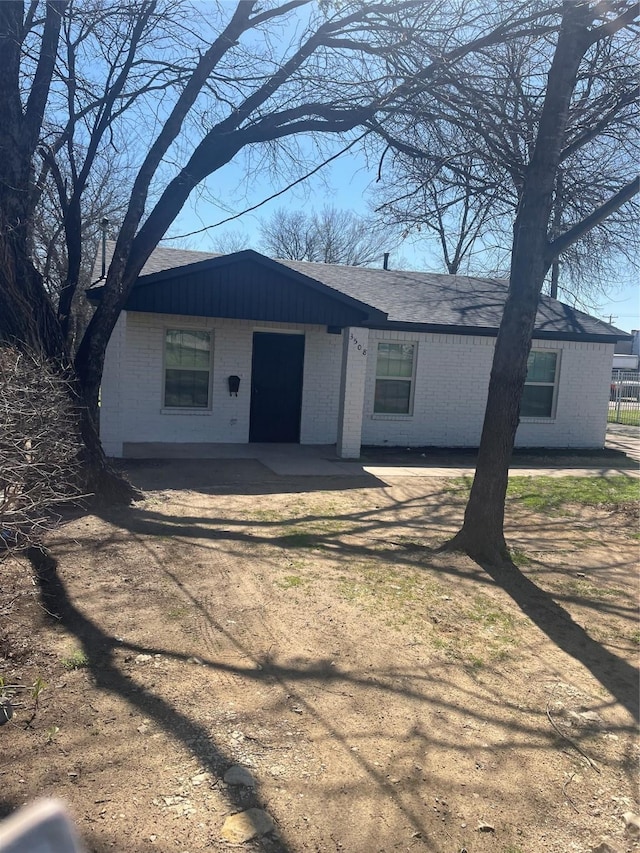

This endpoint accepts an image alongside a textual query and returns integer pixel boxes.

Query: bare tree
[33,153,130,352]
[259,206,391,265]
[208,229,252,255]
[374,150,510,274]
[259,208,317,261]
[361,1,638,563]
[0,0,573,499]
[374,13,639,302]
[441,3,638,563]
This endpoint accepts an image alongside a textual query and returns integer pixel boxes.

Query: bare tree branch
[547,175,640,262]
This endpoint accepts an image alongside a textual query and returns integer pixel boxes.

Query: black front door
[249,332,305,442]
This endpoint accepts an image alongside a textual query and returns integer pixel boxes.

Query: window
[521,350,558,417]
[164,330,211,408]
[374,342,415,414]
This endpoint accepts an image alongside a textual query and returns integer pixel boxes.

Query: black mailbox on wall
[228,375,241,396]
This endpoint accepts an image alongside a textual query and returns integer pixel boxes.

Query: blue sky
[164,143,639,334]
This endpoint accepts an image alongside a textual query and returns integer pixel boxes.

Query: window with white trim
[521,350,558,417]
[374,342,415,414]
[164,330,211,408]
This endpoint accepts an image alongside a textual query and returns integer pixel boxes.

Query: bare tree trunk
[74,394,142,503]
[0,236,66,357]
[549,169,563,299]
[447,2,593,564]
[447,245,547,563]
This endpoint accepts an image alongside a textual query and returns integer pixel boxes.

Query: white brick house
[92,247,626,459]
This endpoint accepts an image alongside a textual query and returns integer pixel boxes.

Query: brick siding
[100,312,613,457]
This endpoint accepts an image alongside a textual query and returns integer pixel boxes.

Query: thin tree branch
[547,176,639,261]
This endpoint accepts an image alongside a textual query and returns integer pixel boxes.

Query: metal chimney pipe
[383,252,389,270]
[100,217,109,278]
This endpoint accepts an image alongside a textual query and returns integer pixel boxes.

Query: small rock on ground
[221,808,274,843]
[622,812,640,838]
[0,699,13,725]
[593,841,623,853]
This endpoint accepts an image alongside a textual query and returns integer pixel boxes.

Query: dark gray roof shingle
[277,259,622,338]
[93,243,627,340]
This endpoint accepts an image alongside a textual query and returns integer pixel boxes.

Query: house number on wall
[349,332,367,356]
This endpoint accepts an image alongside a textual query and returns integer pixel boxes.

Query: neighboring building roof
[89,244,629,342]
[614,329,639,355]
[612,353,639,369]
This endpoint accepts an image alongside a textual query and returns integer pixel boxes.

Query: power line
[163,132,370,241]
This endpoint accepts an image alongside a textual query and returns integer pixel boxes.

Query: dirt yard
[2,460,639,853]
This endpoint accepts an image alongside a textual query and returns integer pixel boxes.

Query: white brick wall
[100,312,344,456]
[300,329,342,444]
[515,339,612,448]
[336,327,369,458]
[99,313,126,456]
[100,312,614,456]
[361,331,613,449]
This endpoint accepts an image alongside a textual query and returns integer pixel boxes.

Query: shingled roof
[90,244,628,341]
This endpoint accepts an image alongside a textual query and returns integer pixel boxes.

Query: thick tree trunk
[447,2,593,564]
[74,393,142,503]
[0,238,67,357]
[447,248,547,564]
[0,2,134,505]
[0,1,66,355]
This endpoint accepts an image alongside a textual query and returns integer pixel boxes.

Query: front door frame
[249,330,305,443]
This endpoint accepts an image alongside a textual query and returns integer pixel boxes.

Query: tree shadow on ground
[25,544,500,853]
[23,485,638,853]
[0,799,15,820]
[475,556,638,722]
[26,547,291,853]
[93,485,639,725]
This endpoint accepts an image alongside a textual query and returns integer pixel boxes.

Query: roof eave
[364,320,628,343]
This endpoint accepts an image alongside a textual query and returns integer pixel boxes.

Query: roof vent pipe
[100,217,109,279]
[383,252,389,270]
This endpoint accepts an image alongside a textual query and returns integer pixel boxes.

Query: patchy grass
[5,473,638,853]
[447,475,639,513]
[338,562,440,614]
[608,407,640,426]
[278,531,318,549]
[61,650,89,670]
[468,594,515,629]
[277,519,352,548]
[464,656,485,673]
[509,547,533,567]
[166,605,189,620]
[552,578,625,601]
[506,475,640,512]
[335,561,521,668]
[276,575,305,589]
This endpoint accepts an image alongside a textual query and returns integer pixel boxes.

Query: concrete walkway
[605,423,640,463]
[252,426,640,479]
[126,427,639,480]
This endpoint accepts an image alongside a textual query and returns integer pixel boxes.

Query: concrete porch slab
[123,442,365,477]
[120,439,639,481]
